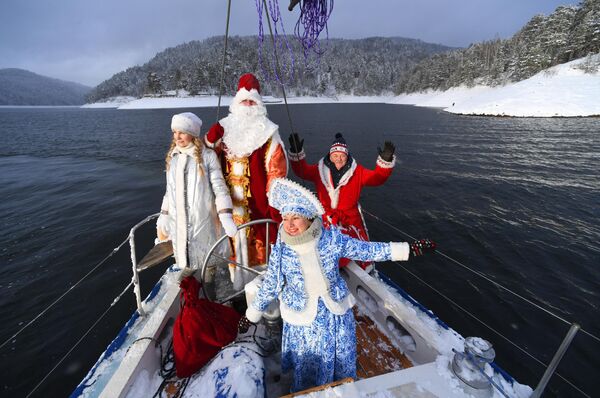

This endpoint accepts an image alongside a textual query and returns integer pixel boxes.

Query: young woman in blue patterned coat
[241,178,435,393]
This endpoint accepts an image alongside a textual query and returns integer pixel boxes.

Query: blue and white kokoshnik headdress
[268,178,325,219]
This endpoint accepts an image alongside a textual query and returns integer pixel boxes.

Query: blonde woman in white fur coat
[156,112,238,281]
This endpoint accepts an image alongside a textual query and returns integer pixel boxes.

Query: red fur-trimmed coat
[289,150,395,267]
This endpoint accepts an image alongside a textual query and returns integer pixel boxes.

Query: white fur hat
[171,112,202,137]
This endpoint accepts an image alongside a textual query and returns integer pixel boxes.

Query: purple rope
[255,0,295,84]
[295,0,333,56]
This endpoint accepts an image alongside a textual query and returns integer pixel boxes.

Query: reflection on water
[0,105,598,397]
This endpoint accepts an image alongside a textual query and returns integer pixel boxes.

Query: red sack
[173,276,241,378]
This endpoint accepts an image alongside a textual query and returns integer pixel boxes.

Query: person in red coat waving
[288,132,396,270]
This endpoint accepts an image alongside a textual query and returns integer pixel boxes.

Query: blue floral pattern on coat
[250,225,394,392]
[282,299,356,392]
[252,226,392,314]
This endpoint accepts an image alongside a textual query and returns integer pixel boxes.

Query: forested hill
[86,37,453,102]
[0,69,91,105]
[396,0,600,93]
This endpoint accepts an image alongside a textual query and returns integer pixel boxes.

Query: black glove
[288,133,304,154]
[238,315,254,334]
[378,141,395,162]
[410,238,436,257]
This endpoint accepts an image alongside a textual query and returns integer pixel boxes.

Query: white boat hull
[73,263,532,398]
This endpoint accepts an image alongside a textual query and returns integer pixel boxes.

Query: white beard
[221,97,278,158]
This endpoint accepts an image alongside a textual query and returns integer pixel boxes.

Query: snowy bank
[100,94,392,109]
[393,53,600,117]
[81,96,137,108]
[83,54,599,117]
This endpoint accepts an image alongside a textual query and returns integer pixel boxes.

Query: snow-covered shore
[83,54,599,117]
[81,93,392,110]
[393,54,600,117]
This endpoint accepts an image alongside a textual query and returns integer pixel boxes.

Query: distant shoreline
[80,54,599,118]
[0,105,82,108]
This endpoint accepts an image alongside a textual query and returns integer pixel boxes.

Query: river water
[0,104,598,397]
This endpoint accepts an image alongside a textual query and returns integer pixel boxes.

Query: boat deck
[156,307,413,397]
[354,308,413,379]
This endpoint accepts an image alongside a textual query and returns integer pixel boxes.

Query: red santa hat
[330,133,348,155]
[237,73,261,94]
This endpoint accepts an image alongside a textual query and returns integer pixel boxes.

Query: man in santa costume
[287,132,395,270]
[205,73,287,288]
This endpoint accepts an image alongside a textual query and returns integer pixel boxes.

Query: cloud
[0,0,578,86]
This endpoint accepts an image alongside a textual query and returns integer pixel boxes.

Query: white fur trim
[230,87,263,110]
[246,305,263,323]
[215,195,233,212]
[279,237,355,326]
[174,154,189,268]
[204,135,220,148]
[280,294,355,326]
[288,148,306,162]
[390,242,410,261]
[317,158,357,209]
[376,155,396,169]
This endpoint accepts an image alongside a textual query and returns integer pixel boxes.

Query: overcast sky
[0,0,578,87]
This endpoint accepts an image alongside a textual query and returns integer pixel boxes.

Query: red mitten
[206,122,224,144]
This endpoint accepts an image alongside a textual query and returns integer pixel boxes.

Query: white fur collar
[318,158,357,209]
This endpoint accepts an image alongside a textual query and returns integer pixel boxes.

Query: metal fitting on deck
[451,337,496,390]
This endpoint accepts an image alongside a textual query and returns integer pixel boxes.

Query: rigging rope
[255,0,295,84]
[216,0,232,122]
[261,0,296,136]
[361,208,600,345]
[0,235,130,351]
[26,280,134,398]
[294,0,333,56]
[392,260,591,398]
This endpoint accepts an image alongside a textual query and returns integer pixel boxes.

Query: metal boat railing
[5,211,597,398]
[360,208,593,398]
[198,218,278,303]
[128,212,161,316]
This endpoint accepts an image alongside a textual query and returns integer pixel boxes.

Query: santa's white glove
[219,213,238,238]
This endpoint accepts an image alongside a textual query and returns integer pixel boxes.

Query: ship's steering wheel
[199,219,278,303]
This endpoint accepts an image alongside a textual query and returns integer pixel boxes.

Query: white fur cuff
[246,305,263,323]
[376,155,396,169]
[390,242,410,261]
[215,195,233,212]
[287,148,306,162]
[204,136,221,148]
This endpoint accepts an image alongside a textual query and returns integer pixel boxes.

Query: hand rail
[199,218,278,301]
[531,323,580,398]
[362,208,594,397]
[128,213,160,316]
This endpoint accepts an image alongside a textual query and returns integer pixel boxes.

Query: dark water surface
[0,105,598,397]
